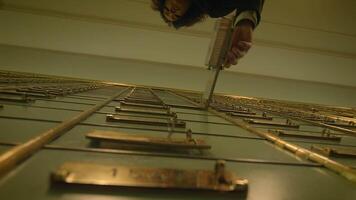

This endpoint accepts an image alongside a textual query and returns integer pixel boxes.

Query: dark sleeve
[234,0,265,25]
[197,0,265,25]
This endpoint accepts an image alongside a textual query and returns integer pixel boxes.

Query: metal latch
[86,129,211,150]
[115,106,174,117]
[269,129,341,141]
[51,160,248,193]
[311,145,356,158]
[244,119,300,128]
[106,114,186,128]
[120,101,169,110]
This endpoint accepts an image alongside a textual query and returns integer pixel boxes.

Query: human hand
[225,20,254,68]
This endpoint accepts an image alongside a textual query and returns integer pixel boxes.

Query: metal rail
[0,142,321,167]
[169,91,356,183]
[0,87,130,178]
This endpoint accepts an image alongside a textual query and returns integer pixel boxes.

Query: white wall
[0,45,355,107]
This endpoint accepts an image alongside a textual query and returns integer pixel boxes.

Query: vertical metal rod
[0,86,130,178]
[169,91,356,183]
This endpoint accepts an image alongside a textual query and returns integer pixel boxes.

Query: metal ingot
[86,129,211,150]
[51,160,248,193]
[106,114,186,128]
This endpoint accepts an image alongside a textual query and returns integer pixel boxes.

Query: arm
[225,0,265,67]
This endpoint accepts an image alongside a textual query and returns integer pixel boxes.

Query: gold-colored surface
[312,146,356,158]
[106,114,186,128]
[244,119,300,128]
[115,106,174,117]
[168,91,356,183]
[269,129,341,141]
[0,86,129,178]
[86,130,211,150]
[52,160,248,192]
[119,101,169,110]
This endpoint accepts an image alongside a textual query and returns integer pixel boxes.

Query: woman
[151,0,265,67]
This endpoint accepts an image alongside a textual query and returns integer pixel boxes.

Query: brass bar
[228,98,356,136]
[0,87,130,178]
[51,160,248,193]
[311,146,356,158]
[115,106,174,116]
[120,101,169,110]
[86,129,211,150]
[0,141,324,167]
[217,108,256,115]
[326,122,356,129]
[244,119,300,128]
[169,91,356,183]
[269,130,342,142]
[106,114,186,128]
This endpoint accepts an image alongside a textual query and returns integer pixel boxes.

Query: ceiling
[0,0,355,87]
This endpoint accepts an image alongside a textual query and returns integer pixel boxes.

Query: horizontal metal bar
[244,119,300,128]
[0,115,263,140]
[269,130,342,142]
[106,114,186,128]
[0,142,322,167]
[0,88,129,178]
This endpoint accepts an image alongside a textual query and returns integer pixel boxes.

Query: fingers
[225,41,252,67]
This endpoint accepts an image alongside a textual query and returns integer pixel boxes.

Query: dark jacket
[193,0,265,25]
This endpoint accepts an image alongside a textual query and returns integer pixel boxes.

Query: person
[151,0,265,67]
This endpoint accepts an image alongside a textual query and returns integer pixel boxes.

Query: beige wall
[1,45,355,107]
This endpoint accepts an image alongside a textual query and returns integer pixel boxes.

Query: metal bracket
[106,114,186,128]
[326,121,356,128]
[51,160,248,193]
[311,145,356,158]
[120,101,169,110]
[115,106,174,117]
[269,129,341,141]
[244,119,300,128]
[86,129,211,150]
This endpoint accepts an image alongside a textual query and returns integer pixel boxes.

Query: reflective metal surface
[52,160,248,193]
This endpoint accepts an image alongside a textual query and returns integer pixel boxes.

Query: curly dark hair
[151,0,206,29]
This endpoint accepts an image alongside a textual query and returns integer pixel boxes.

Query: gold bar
[86,129,211,150]
[269,130,341,141]
[244,119,300,128]
[0,87,130,178]
[311,146,356,158]
[115,106,174,117]
[106,114,186,128]
[120,101,169,110]
[51,160,248,193]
